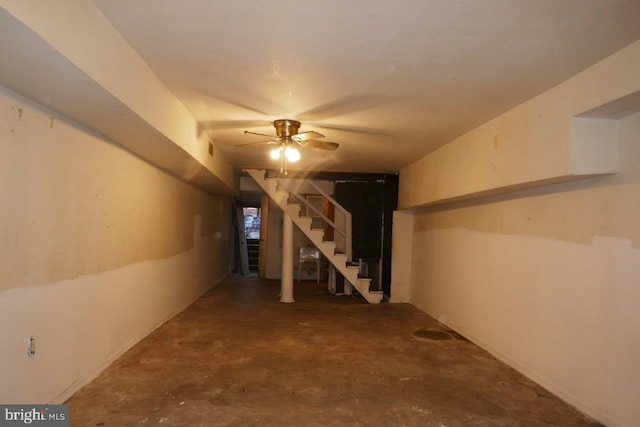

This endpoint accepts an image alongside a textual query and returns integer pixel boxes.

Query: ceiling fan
[241,119,339,174]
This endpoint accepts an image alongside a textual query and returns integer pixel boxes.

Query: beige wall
[409,111,640,426]
[399,41,640,427]
[399,40,640,210]
[0,86,231,403]
[389,210,413,303]
[0,1,238,195]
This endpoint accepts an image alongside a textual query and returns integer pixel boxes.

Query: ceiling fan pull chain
[283,148,288,175]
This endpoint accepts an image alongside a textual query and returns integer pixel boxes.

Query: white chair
[298,247,321,283]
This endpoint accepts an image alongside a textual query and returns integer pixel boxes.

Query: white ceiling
[93,0,640,174]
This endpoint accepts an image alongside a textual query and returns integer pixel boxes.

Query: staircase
[246,238,260,272]
[246,169,383,304]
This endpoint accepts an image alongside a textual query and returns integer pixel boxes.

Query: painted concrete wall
[0,1,238,195]
[400,41,640,427]
[265,199,285,280]
[389,210,413,303]
[399,40,640,209]
[0,86,231,403]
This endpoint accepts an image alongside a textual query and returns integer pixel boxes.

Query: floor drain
[413,329,452,341]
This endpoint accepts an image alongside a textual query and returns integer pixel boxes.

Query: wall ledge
[399,40,640,210]
[0,5,238,195]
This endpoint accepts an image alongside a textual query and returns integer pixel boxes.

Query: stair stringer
[245,169,382,304]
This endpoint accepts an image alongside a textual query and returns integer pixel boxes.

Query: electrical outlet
[27,336,35,356]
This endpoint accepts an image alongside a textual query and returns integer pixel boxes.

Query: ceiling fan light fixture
[269,147,282,160]
[269,145,300,163]
[285,146,300,162]
[244,119,337,173]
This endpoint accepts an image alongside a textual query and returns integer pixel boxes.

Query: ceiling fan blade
[297,139,339,151]
[292,130,325,142]
[245,130,278,139]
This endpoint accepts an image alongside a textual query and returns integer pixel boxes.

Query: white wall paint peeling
[0,230,226,404]
[410,228,640,427]
[0,82,231,405]
[0,84,230,289]
[402,47,640,426]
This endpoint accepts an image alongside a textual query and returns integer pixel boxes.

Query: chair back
[299,247,320,260]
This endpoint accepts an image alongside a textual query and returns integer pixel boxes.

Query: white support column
[280,213,295,303]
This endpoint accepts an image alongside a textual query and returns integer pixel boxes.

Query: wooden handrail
[306,180,349,217]
[287,191,346,238]
[278,178,353,261]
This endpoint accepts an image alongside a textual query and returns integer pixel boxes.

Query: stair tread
[246,168,382,305]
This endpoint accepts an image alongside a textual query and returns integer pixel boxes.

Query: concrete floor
[67,276,602,426]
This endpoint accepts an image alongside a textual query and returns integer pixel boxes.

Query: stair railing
[280,180,353,263]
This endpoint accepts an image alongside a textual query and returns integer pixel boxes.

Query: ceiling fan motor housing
[273,119,301,138]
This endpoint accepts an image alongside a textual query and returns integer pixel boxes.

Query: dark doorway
[335,181,384,260]
[242,207,260,273]
[334,175,398,297]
